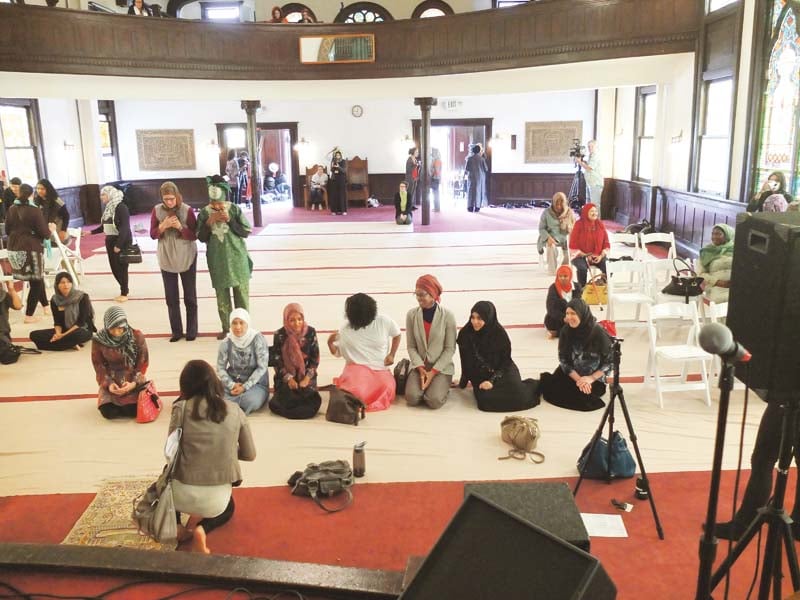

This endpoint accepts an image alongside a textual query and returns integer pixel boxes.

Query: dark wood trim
[411,0,455,18]
[0,542,403,599]
[489,172,575,205]
[0,1,699,80]
[58,184,86,227]
[98,100,122,182]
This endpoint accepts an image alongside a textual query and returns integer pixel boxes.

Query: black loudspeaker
[727,212,800,395]
[399,493,616,600]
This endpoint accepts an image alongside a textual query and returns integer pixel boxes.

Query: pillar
[241,100,263,227]
[414,97,437,226]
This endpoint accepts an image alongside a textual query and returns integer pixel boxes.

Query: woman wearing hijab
[540,298,611,412]
[5,183,51,323]
[747,171,793,212]
[30,271,95,351]
[268,303,322,419]
[327,293,401,412]
[405,274,457,409]
[544,265,582,338]
[171,360,256,555]
[216,308,269,415]
[150,181,198,342]
[569,203,609,287]
[697,223,735,304]
[464,144,489,213]
[456,301,539,412]
[92,185,132,303]
[329,150,347,216]
[91,306,149,419]
[538,192,575,273]
[35,179,70,244]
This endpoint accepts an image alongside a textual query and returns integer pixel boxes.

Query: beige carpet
[61,477,175,551]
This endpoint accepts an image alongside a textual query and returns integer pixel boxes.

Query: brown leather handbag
[499,416,545,464]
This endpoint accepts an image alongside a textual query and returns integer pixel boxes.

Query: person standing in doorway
[465,144,488,213]
[576,140,604,206]
[406,147,420,208]
[225,150,240,206]
[431,148,442,212]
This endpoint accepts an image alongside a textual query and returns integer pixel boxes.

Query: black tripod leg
[616,386,665,540]
[573,398,613,496]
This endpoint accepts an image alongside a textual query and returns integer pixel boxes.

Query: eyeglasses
[413,291,430,299]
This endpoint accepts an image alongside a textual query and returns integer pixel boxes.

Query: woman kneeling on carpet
[456,301,539,412]
[544,265,582,339]
[268,303,322,419]
[171,359,256,554]
[30,271,96,351]
[327,293,401,411]
[216,308,270,415]
[91,306,149,419]
[540,298,611,412]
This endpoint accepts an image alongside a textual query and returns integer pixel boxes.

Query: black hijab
[457,301,511,374]
[561,298,596,343]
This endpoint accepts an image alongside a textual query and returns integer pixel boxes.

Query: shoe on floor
[185,335,196,342]
[115,295,128,303]
[169,334,184,342]
[216,331,228,340]
[23,315,40,324]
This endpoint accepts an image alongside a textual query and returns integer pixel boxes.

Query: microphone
[698,322,751,362]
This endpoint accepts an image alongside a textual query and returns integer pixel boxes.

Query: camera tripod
[696,372,800,600]
[568,163,590,211]
[573,337,665,540]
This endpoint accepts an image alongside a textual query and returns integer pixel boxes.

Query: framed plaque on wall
[524,121,583,164]
[136,129,196,171]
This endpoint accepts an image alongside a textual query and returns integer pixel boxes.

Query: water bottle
[353,441,366,477]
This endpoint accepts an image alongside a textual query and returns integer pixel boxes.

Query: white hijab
[227,308,258,349]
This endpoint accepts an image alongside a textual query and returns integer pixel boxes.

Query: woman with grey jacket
[404,274,457,409]
[171,359,256,554]
[537,192,575,274]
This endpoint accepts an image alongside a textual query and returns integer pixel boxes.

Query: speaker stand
[573,337,665,540]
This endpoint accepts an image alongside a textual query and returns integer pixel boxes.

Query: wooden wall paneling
[603,178,652,225]
[58,186,85,228]
[489,173,575,205]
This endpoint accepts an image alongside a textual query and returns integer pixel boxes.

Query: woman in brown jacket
[5,183,51,323]
[170,359,256,554]
[91,306,149,419]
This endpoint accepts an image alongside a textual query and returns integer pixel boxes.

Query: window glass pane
[637,139,654,181]
[497,0,528,6]
[705,79,733,135]
[206,6,239,19]
[708,0,736,12]
[643,93,657,136]
[0,106,32,147]
[101,155,119,182]
[420,8,445,17]
[99,121,112,154]
[285,11,302,22]
[225,127,246,148]
[5,148,38,184]
[697,137,729,193]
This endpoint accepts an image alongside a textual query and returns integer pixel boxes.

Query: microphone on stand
[698,322,752,363]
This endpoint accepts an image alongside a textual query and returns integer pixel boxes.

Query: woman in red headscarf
[568,203,609,286]
[268,303,321,419]
[404,274,458,409]
[544,265,582,338]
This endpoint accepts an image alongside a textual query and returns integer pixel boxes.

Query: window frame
[411,0,454,18]
[694,75,734,196]
[199,0,242,21]
[0,98,47,183]
[282,2,317,22]
[632,85,657,183]
[334,2,393,23]
[97,100,121,183]
[492,0,529,7]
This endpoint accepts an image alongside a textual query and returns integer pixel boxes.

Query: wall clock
[351,105,364,118]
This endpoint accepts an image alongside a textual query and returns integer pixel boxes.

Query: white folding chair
[606,260,653,324]
[609,232,641,261]
[65,227,85,278]
[705,300,729,377]
[640,231,677,261]
[52,230,81,284]
[645,302,713,408]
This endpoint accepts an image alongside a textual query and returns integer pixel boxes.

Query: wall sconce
[294,137,310,151]
[63,140,76,150]
[671,129,683,144]
[488,132,504,148]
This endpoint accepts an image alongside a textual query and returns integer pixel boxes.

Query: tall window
[754,0,800,196]
[696,78,733,195]
[335,2,393,23]
[0,99,45,185]
[633,86,657,182]
[98,100,120,183]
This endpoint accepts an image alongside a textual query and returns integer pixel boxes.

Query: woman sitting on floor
[696,223,734,304]
[544,265,582,339]
[216,308,269,415]
[456,300,539,412]
[171,359,256,554]
[30,271,95,351]
[91,306,149,419]
[404,274,457,409]
[540,298,611,412]
[327,293,401,412]
[569,203,609,287]
[268,303,322,420]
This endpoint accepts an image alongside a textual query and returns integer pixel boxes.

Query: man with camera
[575,140,604,206]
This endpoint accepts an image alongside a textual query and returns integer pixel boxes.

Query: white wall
[612,87,635,180]
[38,98,86,187]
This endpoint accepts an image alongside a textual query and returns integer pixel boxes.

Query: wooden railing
[0,0,699,80]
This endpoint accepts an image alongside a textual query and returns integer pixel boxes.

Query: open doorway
[413,118,491,210]
[216,122,300,205]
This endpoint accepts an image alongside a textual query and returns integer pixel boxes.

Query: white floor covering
[0,220,764,497]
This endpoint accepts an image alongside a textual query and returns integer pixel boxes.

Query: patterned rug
[61,478,175,551]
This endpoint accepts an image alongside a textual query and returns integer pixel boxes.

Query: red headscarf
[281,303,308,378]
[555,265,573,298]
[415,274,443,302]
[569,203,609,256]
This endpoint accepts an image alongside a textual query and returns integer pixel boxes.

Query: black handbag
[119,243,143,264]
[394,358,410,394]
[661,258,704,303]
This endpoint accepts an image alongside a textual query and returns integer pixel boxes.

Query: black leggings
[176,496,235,535]
[25,279,46,317]
[106,235,129,296]
[98,403,137,419]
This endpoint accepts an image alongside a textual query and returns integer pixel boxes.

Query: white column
[75,99,103,185]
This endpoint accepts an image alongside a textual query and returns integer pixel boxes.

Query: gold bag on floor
[499,416,545,464]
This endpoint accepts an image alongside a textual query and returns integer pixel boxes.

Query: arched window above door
[282,2,317,22]
[411,0,454,18]
[334,2,393,23]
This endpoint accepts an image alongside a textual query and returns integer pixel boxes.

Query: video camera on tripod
[569,138,586,163]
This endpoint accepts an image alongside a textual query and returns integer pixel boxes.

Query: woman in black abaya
[456,301,539,412]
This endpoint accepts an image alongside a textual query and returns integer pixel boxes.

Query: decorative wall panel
[135,130,196,171]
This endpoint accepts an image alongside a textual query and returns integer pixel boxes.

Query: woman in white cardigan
[404,274,457,409]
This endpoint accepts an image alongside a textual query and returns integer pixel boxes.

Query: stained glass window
[755,0,800,196]
[335,3,392,23]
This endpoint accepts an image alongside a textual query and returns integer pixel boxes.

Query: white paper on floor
[580,513,629,538]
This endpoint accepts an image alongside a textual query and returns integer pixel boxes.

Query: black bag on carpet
[268,387,322,420]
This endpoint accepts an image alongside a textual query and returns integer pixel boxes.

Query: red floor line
[124,242,538,254]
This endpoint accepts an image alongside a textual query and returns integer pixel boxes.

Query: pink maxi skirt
[334,363,396,412]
